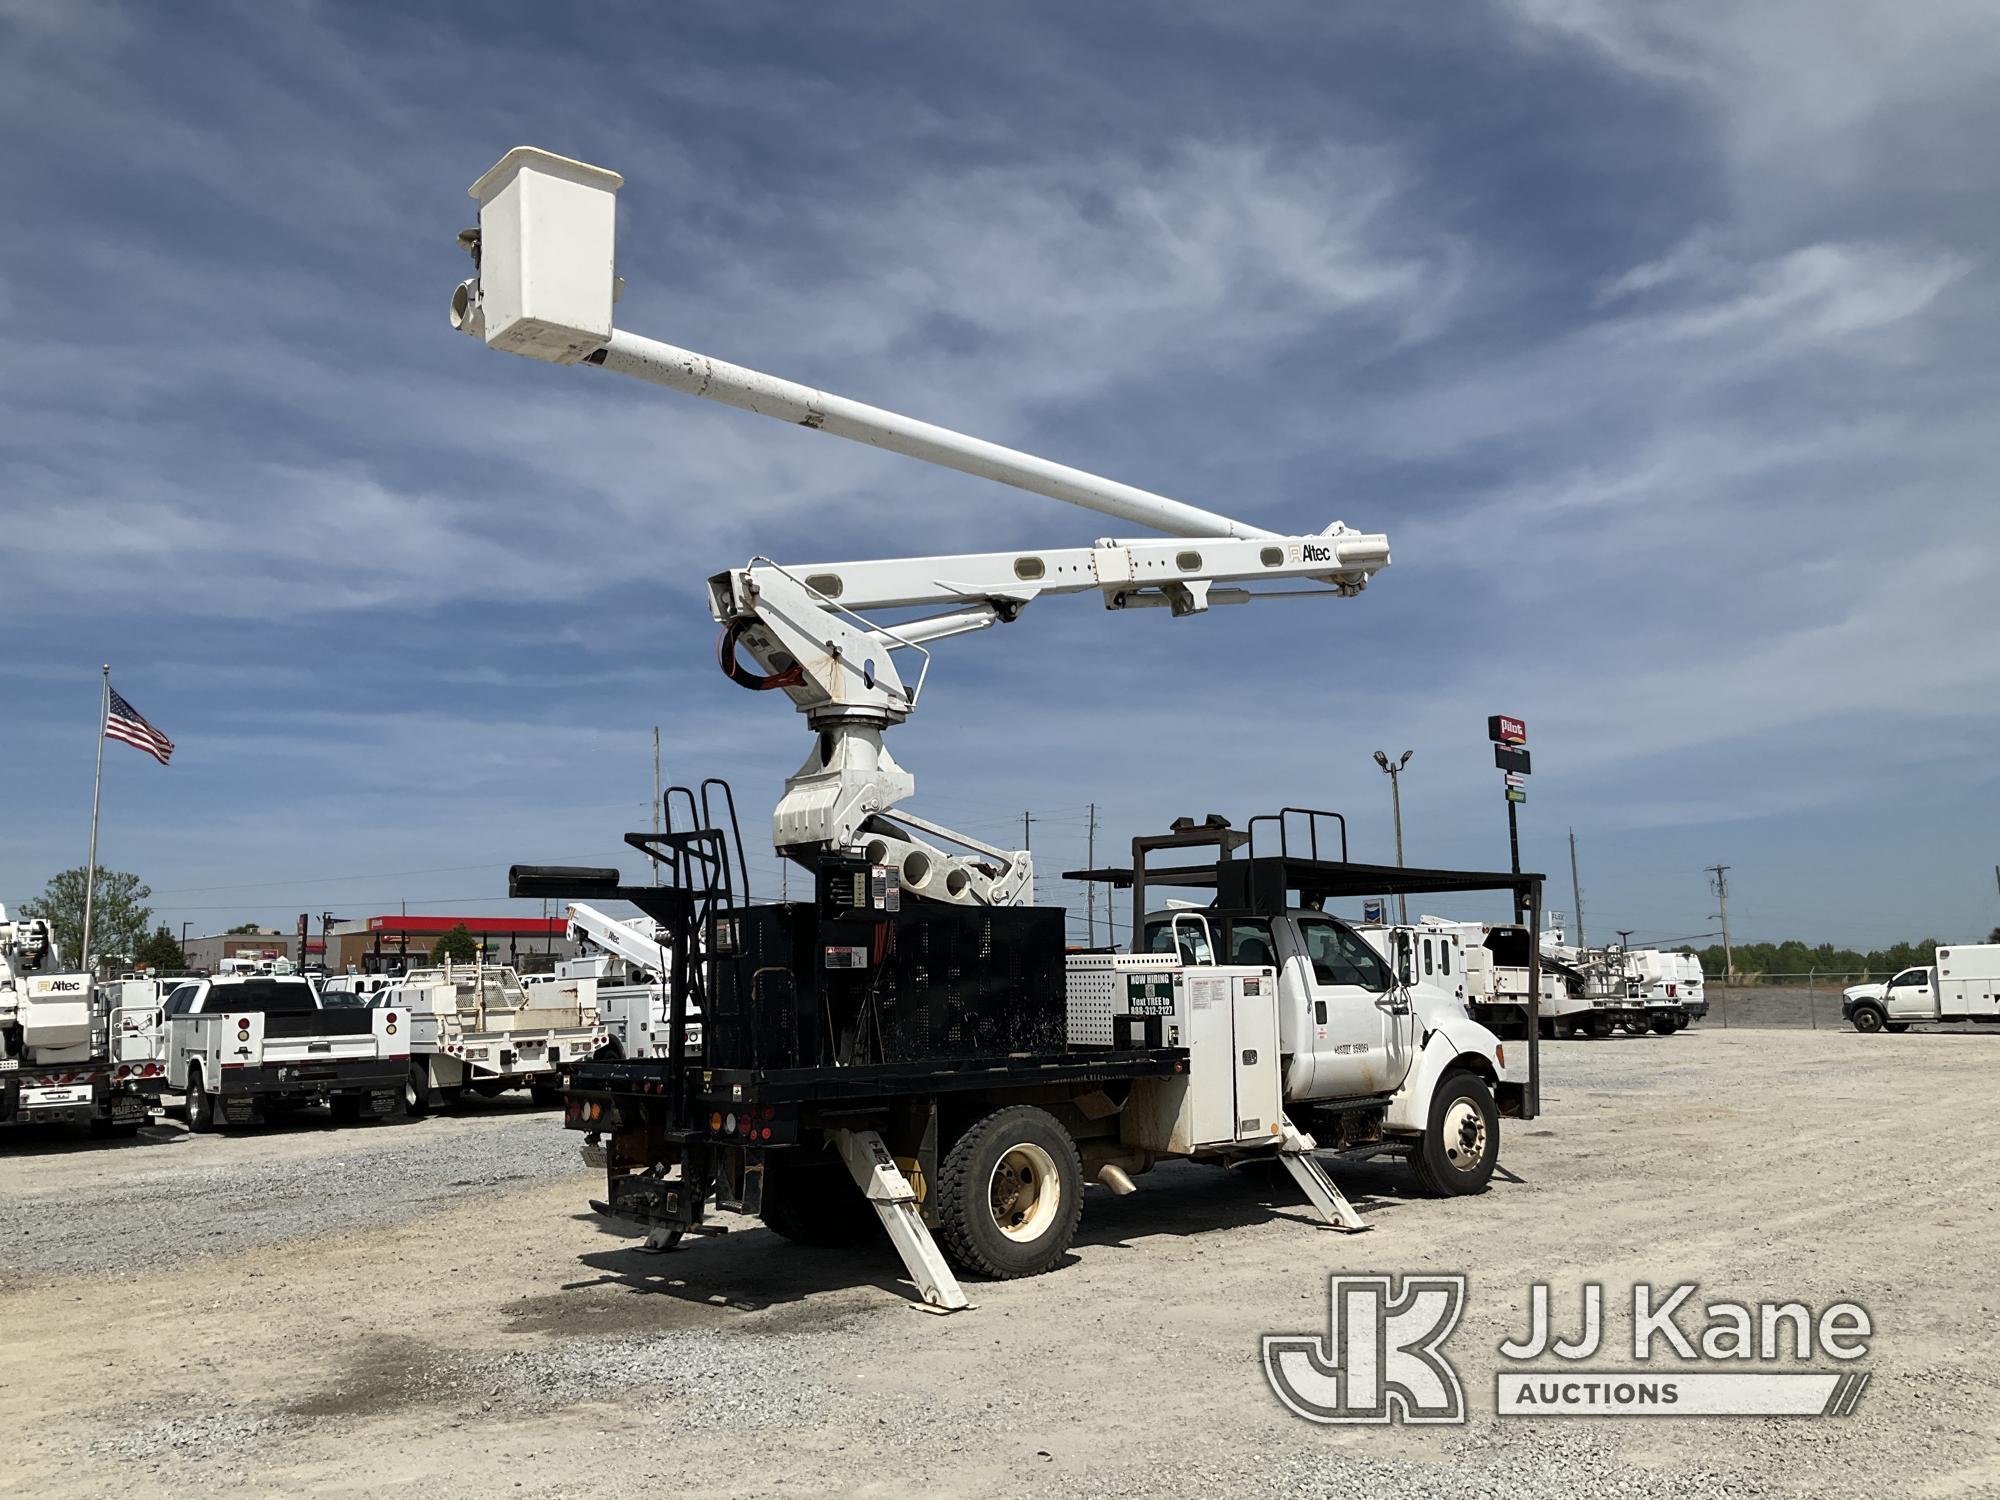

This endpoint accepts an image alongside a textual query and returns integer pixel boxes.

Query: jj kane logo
[1264,1276,1873,1424]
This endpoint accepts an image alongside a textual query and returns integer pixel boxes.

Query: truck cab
[1142,904,1525,1187]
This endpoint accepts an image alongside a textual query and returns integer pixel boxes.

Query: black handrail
[1245,806,1349,863]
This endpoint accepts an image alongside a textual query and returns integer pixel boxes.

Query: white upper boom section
[589,329,1271,541]
[454,146,1356,545]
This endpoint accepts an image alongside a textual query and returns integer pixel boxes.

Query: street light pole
[1373,750,1413,924]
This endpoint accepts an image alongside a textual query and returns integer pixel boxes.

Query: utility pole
[1707,864,1733,980]
[1568,829,1584,949]
[1022,810,1035,852]
[1372,750,1413,924]
[1086,803,1098,948]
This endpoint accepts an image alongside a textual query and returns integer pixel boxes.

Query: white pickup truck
[1843,944,2000,1033]
[376,963,605,1114]
[162,974,408,1129]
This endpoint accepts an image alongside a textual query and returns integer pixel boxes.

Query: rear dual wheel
[185,1069,214,1134]
[936,1106,1083,1280]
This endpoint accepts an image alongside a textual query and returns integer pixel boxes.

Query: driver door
[1885,968,1933,1020]
[1287,916,1408,1100]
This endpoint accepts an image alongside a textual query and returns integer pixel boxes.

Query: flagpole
[80,664,108,973]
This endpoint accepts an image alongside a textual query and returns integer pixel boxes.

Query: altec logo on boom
[1264,1276,1873,1423]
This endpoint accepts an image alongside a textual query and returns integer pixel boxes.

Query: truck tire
[935,1105,1083,1280]
[185,1068,214,1134]
[1884,1022,1911,1033]
[403,1062,433,1118]
[1586,1014,1614,1039]
[1850,1004,1886,1034]
[1409,1071,1499,1197]
[759,1153,881,1247]
[1649,1015,1677,1035]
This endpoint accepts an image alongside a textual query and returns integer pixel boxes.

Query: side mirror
[1394,932,1415,985]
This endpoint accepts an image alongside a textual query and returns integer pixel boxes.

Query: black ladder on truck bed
[511,777,747,1134]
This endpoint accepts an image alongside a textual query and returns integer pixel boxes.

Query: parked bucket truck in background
[550,902,701,1061]
[1843,943,2000,1033]
[1,905,164,1136]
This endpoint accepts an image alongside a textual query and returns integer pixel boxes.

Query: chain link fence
[1701,973,1884,1030]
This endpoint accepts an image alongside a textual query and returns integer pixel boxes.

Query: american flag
[105,686,174,765]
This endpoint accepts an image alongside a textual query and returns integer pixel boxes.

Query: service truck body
[377,963,605,1114]
[162,975,407,1128]
[1843,944,2000,1032]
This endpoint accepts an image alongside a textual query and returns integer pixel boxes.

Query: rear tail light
[723,1112,737,1135]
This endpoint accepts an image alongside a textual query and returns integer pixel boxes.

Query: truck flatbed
[574,1045,1186,1108]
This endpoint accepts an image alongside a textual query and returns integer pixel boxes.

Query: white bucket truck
[1,907,165,1136]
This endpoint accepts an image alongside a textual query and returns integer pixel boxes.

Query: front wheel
[1850,1005,1886,1034]
[1586,1014,1614,1039]
[935,1105,1083,1279]
[1409,1071,1499,1197]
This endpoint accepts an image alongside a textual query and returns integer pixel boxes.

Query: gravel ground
[0,1096,580,1284]
[3,1028,1997,1498]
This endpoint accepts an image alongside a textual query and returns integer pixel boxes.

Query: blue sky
[3,1,1995,952]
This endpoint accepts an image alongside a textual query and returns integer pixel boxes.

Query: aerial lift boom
[451,148,1391,904]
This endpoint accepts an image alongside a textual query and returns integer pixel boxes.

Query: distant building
[322,915,574,975]
[184,927,301,972]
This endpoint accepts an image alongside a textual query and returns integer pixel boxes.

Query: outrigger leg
[1277,1115,1371,1233]
[831,1128,972,1313]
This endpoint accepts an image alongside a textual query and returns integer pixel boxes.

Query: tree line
[1690,928,2000,979]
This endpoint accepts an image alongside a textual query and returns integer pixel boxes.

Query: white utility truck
[1,906,164,1136]
[551,902,701,1061]
[372,962,605,1114]
[162,974,408,1129]
[1627,949,1693,1033]
[1842,944,2000,1033]
[1424,917,1585,1035]
[450,146,1546,1313]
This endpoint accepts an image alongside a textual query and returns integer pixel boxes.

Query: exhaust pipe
[1096,1163,1138,1196]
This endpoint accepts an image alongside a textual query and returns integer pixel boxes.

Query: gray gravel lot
[0,1099,580,1284]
